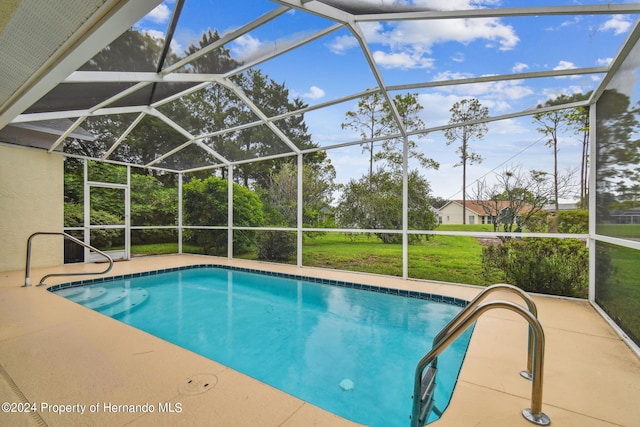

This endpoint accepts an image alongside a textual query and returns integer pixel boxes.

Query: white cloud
[512,62,529,73]
[417,92,463,126]
[451,52,465,63]
[430,71,534,112]
[489,118,529,136]
[553,60,584,80]
[327,35,359,55]
[369,18,519,53]
[329,4,519,69]
[140,28,184,53]
[597,57,613,66]
[539,84,587,103]
[545,16,582,31]
[553,61,577,70]
[144,29,165,40]
[432,70,473,81]
[145,4,171,24]
[372,50,435,70]
[561,16,582,28]
[553,60,577,71]
[230,34,263,60]
[412,0,501,12]
[598,15,632,36]
[303,86,326,100]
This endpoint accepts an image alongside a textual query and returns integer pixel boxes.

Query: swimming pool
[50,265,473,426]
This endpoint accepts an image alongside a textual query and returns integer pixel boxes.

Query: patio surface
[1,254,639,426]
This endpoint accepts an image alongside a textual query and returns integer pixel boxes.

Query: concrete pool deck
[1,254,639,426]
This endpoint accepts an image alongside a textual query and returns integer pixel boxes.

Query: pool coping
[47,263,469,308]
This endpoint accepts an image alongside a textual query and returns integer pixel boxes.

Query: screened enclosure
[1,0,640,350]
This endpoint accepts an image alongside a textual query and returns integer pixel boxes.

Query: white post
[228,166,234,259]
[178,172,183,254]
[588,102,597,302]
[297,154,304,267]
[402,135,409,279]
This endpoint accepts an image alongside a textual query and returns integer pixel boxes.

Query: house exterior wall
[0,145,63,272]
[438,202,481,225]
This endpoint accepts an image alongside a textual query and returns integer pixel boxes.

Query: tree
[70,29,323,190]
[341,92,392,180]
[472,166,570,233]
[338,92,438,241]
[533,93,588,216]
[563,92,592,208]
[183,29,239,74]
[257,159,336,228]
[335,169,437,244]
[444,98,489,224]
[182,176,264,254]
[80,29,171,72]
[375,93,439,172]
[342,92,438,179]
[430,196,449,209]
[594,89,640,222]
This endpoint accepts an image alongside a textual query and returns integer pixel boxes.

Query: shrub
[64,202,121,248]
[482,238,588,297]
[257,231,296,261]
[522,210,549,232]
[557,209,588,234]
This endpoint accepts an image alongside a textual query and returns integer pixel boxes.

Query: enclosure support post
[297,154,304,267]
[178,172,183,254]
[228,166,234,259]
[402,135,409,279]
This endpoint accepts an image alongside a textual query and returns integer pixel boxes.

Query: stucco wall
[439,203,481,225]
[0,145,63,272]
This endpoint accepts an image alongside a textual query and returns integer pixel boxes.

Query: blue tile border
[48,264,469,308]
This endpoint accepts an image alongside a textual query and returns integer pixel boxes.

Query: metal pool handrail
[433,283,538,379]
[24,232,113,287]
[411,300,550,427]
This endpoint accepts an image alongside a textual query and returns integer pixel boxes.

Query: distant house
[542,202,580,213]
[437,200,534,225]
[608,207,640,224]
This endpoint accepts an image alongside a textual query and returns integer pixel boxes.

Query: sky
[132,0,637,201]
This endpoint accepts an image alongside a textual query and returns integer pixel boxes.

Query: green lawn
[596,224,640,239]
[128,226,502,286]
[596,244,640,344]
[130,242,201,255]
[302,230,502,286]
[436,224,495,232]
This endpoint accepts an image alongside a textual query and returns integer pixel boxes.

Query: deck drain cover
[178,373,218,395]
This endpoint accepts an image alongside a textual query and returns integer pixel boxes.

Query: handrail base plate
[520,370,533,380]
[522,408,551,426]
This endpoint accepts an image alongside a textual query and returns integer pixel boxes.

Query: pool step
[94,288,149,317]
[54,286,149,317]
[56,286,107,303]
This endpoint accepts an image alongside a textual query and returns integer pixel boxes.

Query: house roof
[440,200,535,216]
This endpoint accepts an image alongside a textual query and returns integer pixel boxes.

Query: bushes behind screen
[482,238,588,297]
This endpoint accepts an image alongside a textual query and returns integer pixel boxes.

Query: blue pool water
[52,266,473,426]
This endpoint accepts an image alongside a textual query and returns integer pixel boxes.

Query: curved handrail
[24,232,113,287]
[433,283,538,379]
[411,300,550,427]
